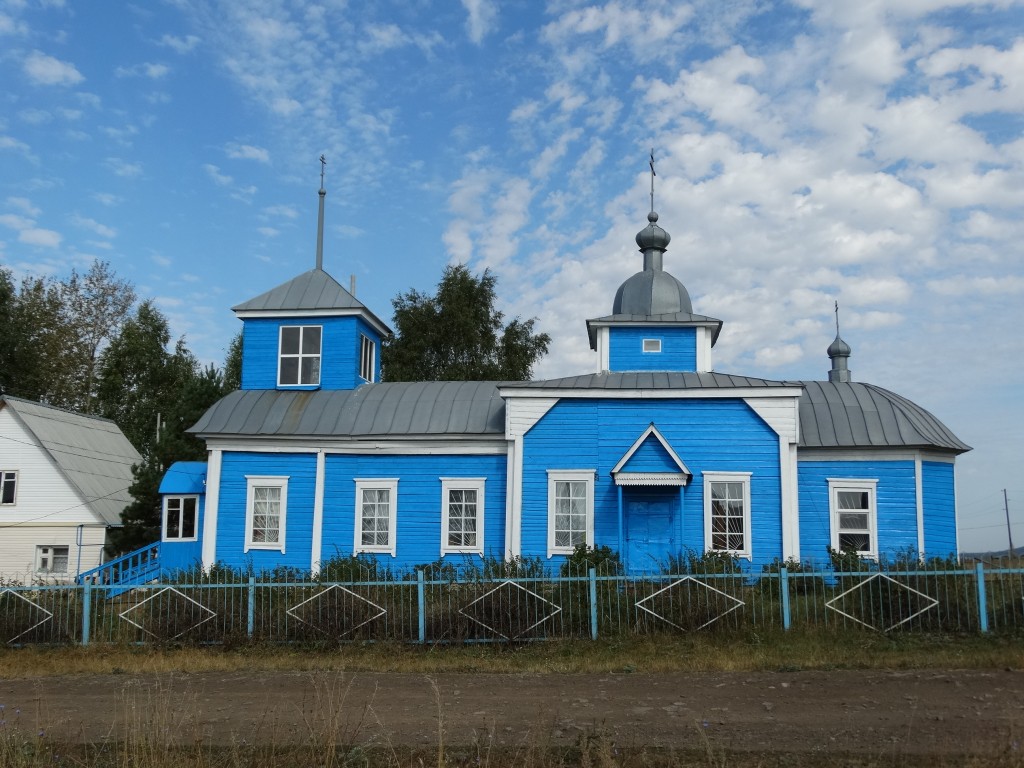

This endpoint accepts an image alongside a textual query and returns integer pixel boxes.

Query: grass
[0,630,1022,679]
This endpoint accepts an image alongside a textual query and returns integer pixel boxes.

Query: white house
[0,395,141,582]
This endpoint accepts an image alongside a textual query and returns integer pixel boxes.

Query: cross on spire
[319,154,327,191]
[649,148,656,213]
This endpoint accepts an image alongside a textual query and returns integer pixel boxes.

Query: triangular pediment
[611,424,691,486]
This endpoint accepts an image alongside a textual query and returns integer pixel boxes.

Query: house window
[441,478,485,555]
[245,476,288,552]
[1,471,16,505]
[642,338,662,353]
[829,478,878,558]
[547,470,595,557]
[704,472,752,558]
[359,334,376,382]
[37,545,69,574]
[163,495,198,541]
[355,479,398,556]
[278,325,321,386]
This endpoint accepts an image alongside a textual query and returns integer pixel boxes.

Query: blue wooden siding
[619,434,681,473]
[321,454,507,569]
[922,461,957,558]
[355,318,383,383]
[215,452,318,572]
[521,398,781,570]
[241,316,383,391]
[608,326,696,372]
[797,459,918,564]
[159,496,204,573]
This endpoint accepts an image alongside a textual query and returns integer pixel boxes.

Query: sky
[1,0,1022,553]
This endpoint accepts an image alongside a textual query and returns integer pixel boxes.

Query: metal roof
[1,395,142,525]
[797,381,970,453]
[189,381,507,438]
[231,268,393,334]
[189,377,968,454]
[586,312,724,348]
[158,461,207,495]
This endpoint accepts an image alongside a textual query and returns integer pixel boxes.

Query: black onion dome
[827,334,852,358]
[613,211,692,315]
[635,211,671,250]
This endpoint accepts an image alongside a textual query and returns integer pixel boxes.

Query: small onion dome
[635,211,671,251]
[827,334,852,358]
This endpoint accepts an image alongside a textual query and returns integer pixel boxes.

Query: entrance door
[624,490,678,573]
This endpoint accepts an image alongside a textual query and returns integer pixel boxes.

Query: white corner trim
[696,326,712,373]
[745,397,800,444]
[311,450,326,573]
[201,449,222,571]
[915,453,925,559]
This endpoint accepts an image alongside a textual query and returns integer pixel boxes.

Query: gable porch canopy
[610,423,692,486]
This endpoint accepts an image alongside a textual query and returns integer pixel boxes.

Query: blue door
[624,490,679,573]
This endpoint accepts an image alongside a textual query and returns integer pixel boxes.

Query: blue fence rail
[1,560,1023,646]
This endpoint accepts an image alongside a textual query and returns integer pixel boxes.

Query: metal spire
[649,148,656,213]
[315,154,326,271]
[835,300,840,336]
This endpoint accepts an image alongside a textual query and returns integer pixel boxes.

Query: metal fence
[2,559,1023,646]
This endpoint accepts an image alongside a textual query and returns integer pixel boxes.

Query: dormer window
[642,338,662,353]
[359,334,376,382]
[279,325,321,386]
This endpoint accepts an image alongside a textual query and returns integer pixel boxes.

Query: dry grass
[0,630,1022,679]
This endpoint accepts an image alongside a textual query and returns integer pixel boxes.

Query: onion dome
[613,211,693,315]
[827,333,852,383]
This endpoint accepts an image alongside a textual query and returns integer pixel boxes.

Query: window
[245,476,288,552]
[163,495,198,541]
[441,478,485,555]
[704,472,752,558]
[547,470,595,557]
[642,338,662,353]
[1,471,16,505]
[359,334,376,382]
[829,478,878,558]
[355,479,398,556]
[278,325,321,386]
[37,545,69,574]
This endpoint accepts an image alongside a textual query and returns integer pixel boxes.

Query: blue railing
[76,541,161,597]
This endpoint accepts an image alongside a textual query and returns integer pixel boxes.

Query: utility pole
[1004,489,1014,557]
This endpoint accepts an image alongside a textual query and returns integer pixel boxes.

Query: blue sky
[1,0,1022,553]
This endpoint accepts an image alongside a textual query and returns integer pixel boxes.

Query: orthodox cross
[319,154,327,190]
[649,148,656,213]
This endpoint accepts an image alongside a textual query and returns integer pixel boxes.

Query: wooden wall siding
[0,524,106,582]
[608,327,697,372]
[160,495,205,574]
[0,409,101,526]
[320,454,507,568]
[241,316,382,391]
[620,435,681,473]
[922,460,957,558]
[520,398,782,569]
[796,460,918,563]
[217,452,318,571]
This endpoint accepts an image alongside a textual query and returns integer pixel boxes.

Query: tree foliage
[381,264,550,382]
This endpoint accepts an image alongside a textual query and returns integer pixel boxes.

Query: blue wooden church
[157,179,969,576]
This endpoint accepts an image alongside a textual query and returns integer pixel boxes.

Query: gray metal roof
[189,381,507,438]
[1,396,142,526]
[797,381,970,453]
[232,268,393,334]
[586,312,724,347]
[189,377,968,454]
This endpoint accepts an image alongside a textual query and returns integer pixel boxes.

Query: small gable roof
[586,311,723,348]
[231,268,392,336]
[611,424,691,486]
[159,461,207,495]
[1,395,142,526]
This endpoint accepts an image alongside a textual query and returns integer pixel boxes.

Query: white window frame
[440,478,485,556]
[36,545,69,574]
[277,325,322,387]
[547,470,595,558]
[354,479,399,556]
[162,495,199,542]
[359,334,376,382]
[828,478,879,560]
[642,338,662,353]
[244,476,288,553]
[0,470,17,505]
[703,471,752,559]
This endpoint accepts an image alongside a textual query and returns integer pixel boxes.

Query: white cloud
[263,204,299,219]
[0,213,33,231]
[157,34,200,53]
[92,192,122,206]
[257,226,279,237]
[928,275,1024,296]
[226,143,270,163]
[106,158,142,177]
[151,255,172,267]
[23,50,84,86]
[19,228,61,248]
[115,62,171,79]
[461,0,497,45]
[0,136,31,155]
[6,197,39,217]
[203,163,233,186]
[70,213,116,239]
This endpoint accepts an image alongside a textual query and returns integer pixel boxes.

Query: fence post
[247,576,256,638]
[780,567,791,631]
[588,568,598,640]
[81,580,92,646]
[975,561,989,633]
[417,569,426,644]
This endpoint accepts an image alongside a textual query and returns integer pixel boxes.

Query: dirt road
[1,669,1021,757]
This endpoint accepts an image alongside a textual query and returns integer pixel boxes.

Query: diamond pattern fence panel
[4,560,1022,646]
